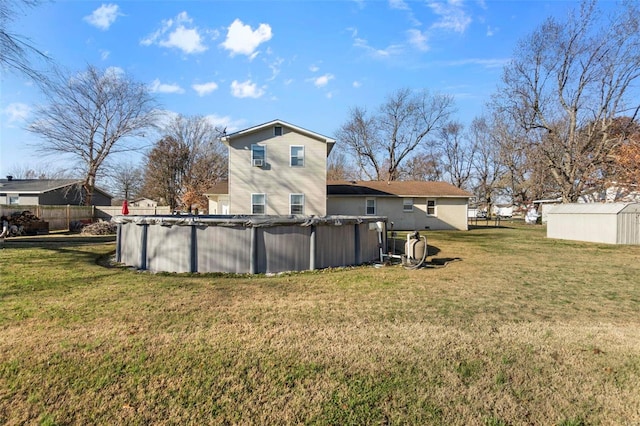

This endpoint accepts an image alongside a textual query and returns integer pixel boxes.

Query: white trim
[251,193,266,214]
[366,198,376,215]
[289,193,305,215]
[426,199,437,216]
[251,144,266,166]
[290,145,304,167]
[403,197,413,212]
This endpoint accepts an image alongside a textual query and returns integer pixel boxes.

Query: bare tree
[494,0,640,202]
[7,162,73,180]
[439,121,475,189]
[104,161,144,200]
[337,88,455,181]
[469,116,503,210]
[27,65,159,205]
[398,152,443,181]
[0,0,50,81]
[142,115,227,211]
[327,150,355,181]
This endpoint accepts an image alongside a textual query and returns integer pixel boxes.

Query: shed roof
[327,180,472,198]
[547,203,640,215]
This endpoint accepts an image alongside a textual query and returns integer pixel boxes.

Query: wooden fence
[0,205,171,232]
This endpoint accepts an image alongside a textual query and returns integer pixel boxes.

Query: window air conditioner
[252,159,264,167]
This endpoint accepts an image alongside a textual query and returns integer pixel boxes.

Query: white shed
[547,203,640,245]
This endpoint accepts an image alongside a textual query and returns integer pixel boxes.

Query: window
[290,194,304,215]
[252,193,266,214]
[9,196,19,205]
[427,199,436,216]
[403,198,413,212]
[274,125,283,136]
[251,144,265,167]
[290,146,304,167]
[366,199,376,215]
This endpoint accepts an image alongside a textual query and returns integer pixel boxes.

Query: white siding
[547,203,640,244]
[227,126,327,215]
[327,196,468,230]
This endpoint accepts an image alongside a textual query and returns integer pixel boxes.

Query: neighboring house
[327,180,472,230]
[205,120,471,230]
[131,197,158,207]
[547,203,640,245]
[216,119,335,216]
[0,177,112,206]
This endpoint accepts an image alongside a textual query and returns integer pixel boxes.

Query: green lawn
[1,224,639,425]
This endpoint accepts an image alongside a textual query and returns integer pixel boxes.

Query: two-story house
[210,119,335,216]
[206,119,472,230]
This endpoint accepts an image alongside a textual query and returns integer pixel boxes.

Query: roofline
[328,193,472,198]
[221,119,336,146]
[0,180,114,198]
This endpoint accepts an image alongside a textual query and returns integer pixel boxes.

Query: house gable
[221,120,334,216]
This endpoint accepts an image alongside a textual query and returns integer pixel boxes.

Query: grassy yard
[1,224,639,425]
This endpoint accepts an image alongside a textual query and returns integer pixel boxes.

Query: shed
[547,203,640,245]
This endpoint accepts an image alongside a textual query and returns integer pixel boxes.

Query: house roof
[0,178,113,197]
[327,180,473,198]
[204,180,472,198]
[548,202,640,215]
[204,181,229,195]
[221,119,336,155]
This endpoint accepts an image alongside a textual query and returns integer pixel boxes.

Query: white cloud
[192,82,219,96]
[407,29,429,51]
[428,0,472,33]
[267,57,284,81]
[100,50,110,60]
[389,0,409,10]
[2,103,30,124]
[160,26,207,53]
[440,58,509,68]
[353,81,362,88]
[205,114,245,133]
[221,19,272,58]
[353,36,404,58]
[84,4,121,30]
[141,12,207,54]
[310,74,334,88]
[486,25,497,37]
[230,80,265,98]
[309,65,320,73]
[149,79,185,94]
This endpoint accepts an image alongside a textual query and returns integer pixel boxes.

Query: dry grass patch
[1,225,639,424]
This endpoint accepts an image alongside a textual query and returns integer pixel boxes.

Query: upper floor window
[366,198,376,215]
[251,144,265,167]
[290,194,304,215]
[290,146,304,167]
[403,198,413,212]
[252,193,266,214]
[274,125,283,136]
[427,199,437,216]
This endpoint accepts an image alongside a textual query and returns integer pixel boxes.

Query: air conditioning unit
[252,159,264,167]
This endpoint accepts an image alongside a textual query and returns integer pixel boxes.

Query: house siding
[327,196,468,230]
[227,126,327,215]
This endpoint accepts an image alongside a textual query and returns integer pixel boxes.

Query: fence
[0,205,171,232]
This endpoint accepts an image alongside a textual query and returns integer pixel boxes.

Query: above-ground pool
[113,215,388,274]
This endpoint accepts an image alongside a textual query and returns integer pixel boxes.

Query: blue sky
[0,0,611,176]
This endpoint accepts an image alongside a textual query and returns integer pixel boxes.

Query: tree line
[4,0,639,211]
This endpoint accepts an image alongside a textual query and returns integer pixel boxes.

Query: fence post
[66,205,70,231]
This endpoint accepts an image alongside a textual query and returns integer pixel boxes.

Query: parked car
[477,211,487,219]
